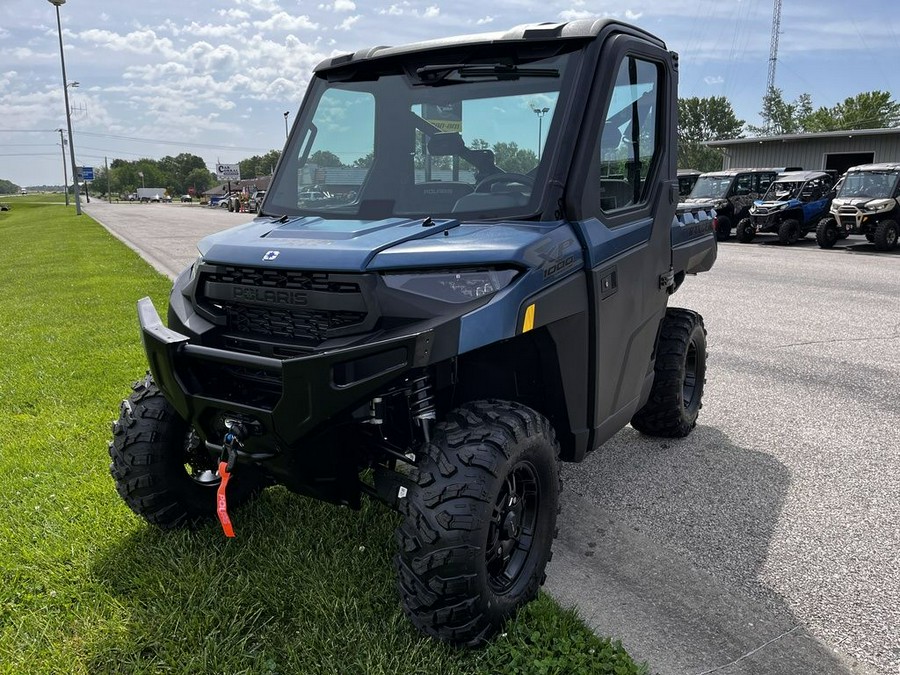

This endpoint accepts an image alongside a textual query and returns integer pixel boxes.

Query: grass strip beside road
[0,201,645,675]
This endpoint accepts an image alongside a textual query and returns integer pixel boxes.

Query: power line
[76,130,271,152]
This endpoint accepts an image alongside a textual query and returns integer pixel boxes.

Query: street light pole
[531,106,550,161]
[57,128,69,206]
[48,0,81,215]
[283,111,290,139]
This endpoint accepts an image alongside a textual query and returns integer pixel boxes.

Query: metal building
[706,128,900,176]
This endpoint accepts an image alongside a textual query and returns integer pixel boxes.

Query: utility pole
[106,156,111,203]
[57,128,69,206]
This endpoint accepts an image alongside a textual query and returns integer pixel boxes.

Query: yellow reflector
[523,304,535,332]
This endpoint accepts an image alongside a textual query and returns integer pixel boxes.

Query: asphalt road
[85,201,898,674]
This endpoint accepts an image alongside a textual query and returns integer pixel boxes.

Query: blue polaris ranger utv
[110,19,717,645]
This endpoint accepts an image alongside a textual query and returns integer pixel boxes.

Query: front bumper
[138,297,434,454]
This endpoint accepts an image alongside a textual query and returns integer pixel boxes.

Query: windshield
[266,49,578,220]
[838,171,900,199]
[688,175,732,200]
[762,180,802,201]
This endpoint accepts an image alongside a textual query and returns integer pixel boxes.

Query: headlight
[383,269,518,304]
[189,255,203,281]
[749,204,758,214]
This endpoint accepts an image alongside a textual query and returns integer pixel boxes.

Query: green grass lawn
[0,201,645,675]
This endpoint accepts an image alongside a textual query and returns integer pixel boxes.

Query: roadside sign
[81,166,94,181]
[216,163,241,181]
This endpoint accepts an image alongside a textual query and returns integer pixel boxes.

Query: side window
[595,56,661,215]
[734,174,753,195]
[756,173,775,193]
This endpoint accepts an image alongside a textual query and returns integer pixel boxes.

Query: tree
[802,91,900,132]
[239,150,281,178]
[747,88,811,136]
[0,178,22,195]
[184,167,215,194]
[308,150,345,168]
[677,96,745,171]
[490,141,538,174]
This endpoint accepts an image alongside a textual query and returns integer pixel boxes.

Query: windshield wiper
[414,63,558,85]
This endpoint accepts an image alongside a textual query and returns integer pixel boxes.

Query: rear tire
[873,219,899,250]
[395,400,561,646]
[108,374,265,529]
[736,218,755,243]
[778,218,801,244]
[631,308,707,438]
[816,217,839,249]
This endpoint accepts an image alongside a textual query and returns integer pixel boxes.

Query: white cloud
[77,28,179,59]
[379,3,440,18]
[558,10,593,21]
[704,75,725,85]
[475,16,494,25]
[319,0,356,11]
[252,12,319,31]
[235,0,281,12]
[218,8,251,20]
[336,15,361,30]
[624,10,643,20]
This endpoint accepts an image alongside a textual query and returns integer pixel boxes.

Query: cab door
[567,36,677,450]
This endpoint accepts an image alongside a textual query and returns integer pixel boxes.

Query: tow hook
[216,420,247,538]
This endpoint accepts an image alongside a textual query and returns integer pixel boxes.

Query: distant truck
[137,188,166,203]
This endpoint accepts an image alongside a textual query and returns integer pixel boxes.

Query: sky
[1,0,898,187]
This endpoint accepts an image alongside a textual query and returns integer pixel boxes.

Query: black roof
[314,19,665,73]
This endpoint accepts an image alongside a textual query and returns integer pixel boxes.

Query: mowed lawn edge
[0,201,645,675]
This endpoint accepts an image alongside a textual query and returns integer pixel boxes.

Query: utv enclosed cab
[737,170,834,244]
[816,163,900,250]
[681,167,778,240]
[110,18,716,647]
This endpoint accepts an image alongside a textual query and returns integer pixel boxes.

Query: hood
[832,196,894,208]
[753,198,797,209]
[197,215,560,271]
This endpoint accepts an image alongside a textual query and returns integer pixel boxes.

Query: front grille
[225,304,367,342]
[196,265,372,347]
[204,266,360,294]
[840,216,856,228]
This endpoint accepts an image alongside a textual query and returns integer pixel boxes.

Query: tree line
[679,88,900,172]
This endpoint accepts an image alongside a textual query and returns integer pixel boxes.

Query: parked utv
[736,171,834,244]
[816,163,900,250]
[677,169,701,197]
[109,19,717,646]
[681,168,778,241]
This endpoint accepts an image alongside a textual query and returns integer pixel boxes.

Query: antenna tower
[766,0,783,96]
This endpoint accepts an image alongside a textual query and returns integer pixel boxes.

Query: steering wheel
[474,172,535,193]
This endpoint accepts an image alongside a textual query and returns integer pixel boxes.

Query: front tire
[108,374,264,529]
[816,217,839,249]
[778,218,801,244]
[395,401,561,646]
[631,308,707,438]
[715,215,732,241]
[873,219,899,250]
[736,218,755,242]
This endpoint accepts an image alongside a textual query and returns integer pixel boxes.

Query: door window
[595,57,661,215]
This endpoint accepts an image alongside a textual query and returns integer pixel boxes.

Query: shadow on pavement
[550,425,869,675]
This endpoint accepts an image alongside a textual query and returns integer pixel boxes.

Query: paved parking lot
[85,201,898,674]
